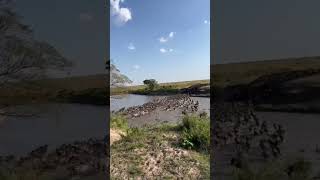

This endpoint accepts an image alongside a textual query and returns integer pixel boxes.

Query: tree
[109,59,132,87]
[0,0,72,115]
[143,79,158,91]
[0,0,72,86]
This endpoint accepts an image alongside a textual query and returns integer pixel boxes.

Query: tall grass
[180,114,210,151]
[111,114,129,132]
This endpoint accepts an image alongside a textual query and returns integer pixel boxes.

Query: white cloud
[159,37,168,43]
[160,48,167,53]
[128,43,135,50]
[169,32,175,38]
[110,0,132,25]
[160,48,174,53]
[133,65,140,70]
[159,32,176,43]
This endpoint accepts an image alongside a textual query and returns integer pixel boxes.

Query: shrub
[143,79,159,91]
[180,114,210,151]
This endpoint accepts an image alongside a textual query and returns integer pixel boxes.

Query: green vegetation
[4,56,320,105]
[0,74,108,105]
[0,75,209,105]
[110,113,210,179]
[55,88,107,105]
[111,79,209,95]
[111,113,129,132]
[233,157,313,180]
[212,56,320,87]
[143,79,159,91]
[180,114,210,151]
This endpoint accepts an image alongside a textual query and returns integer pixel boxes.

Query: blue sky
[110,0,210,85]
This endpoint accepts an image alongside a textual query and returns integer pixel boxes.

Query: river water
[0,94,209,156]
[0,103,108,156]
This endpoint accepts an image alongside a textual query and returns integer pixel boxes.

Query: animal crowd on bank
[212,102,285,163]
[0,137,108,177]
[114,94,200,118]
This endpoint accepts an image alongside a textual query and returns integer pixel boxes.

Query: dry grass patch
[111,123,210,179]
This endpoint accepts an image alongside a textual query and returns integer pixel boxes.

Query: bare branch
[0,3,72,87]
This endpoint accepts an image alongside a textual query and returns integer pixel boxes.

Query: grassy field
[34,74,108,91]
[2,56,320,104]
[212,56,320,87]
[111,79,210,95]
[0,74,108,105]
[0,74,211,104]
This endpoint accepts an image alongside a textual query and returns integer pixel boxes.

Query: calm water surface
[110,94,157,111]
[0,103,108,156]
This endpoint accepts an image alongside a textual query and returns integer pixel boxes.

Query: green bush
[111,114,129,132]
[143,79,159,91]
[180,114,210,151]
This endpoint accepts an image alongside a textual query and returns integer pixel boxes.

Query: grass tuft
[111,114,129,132]
[180,114,210,152]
